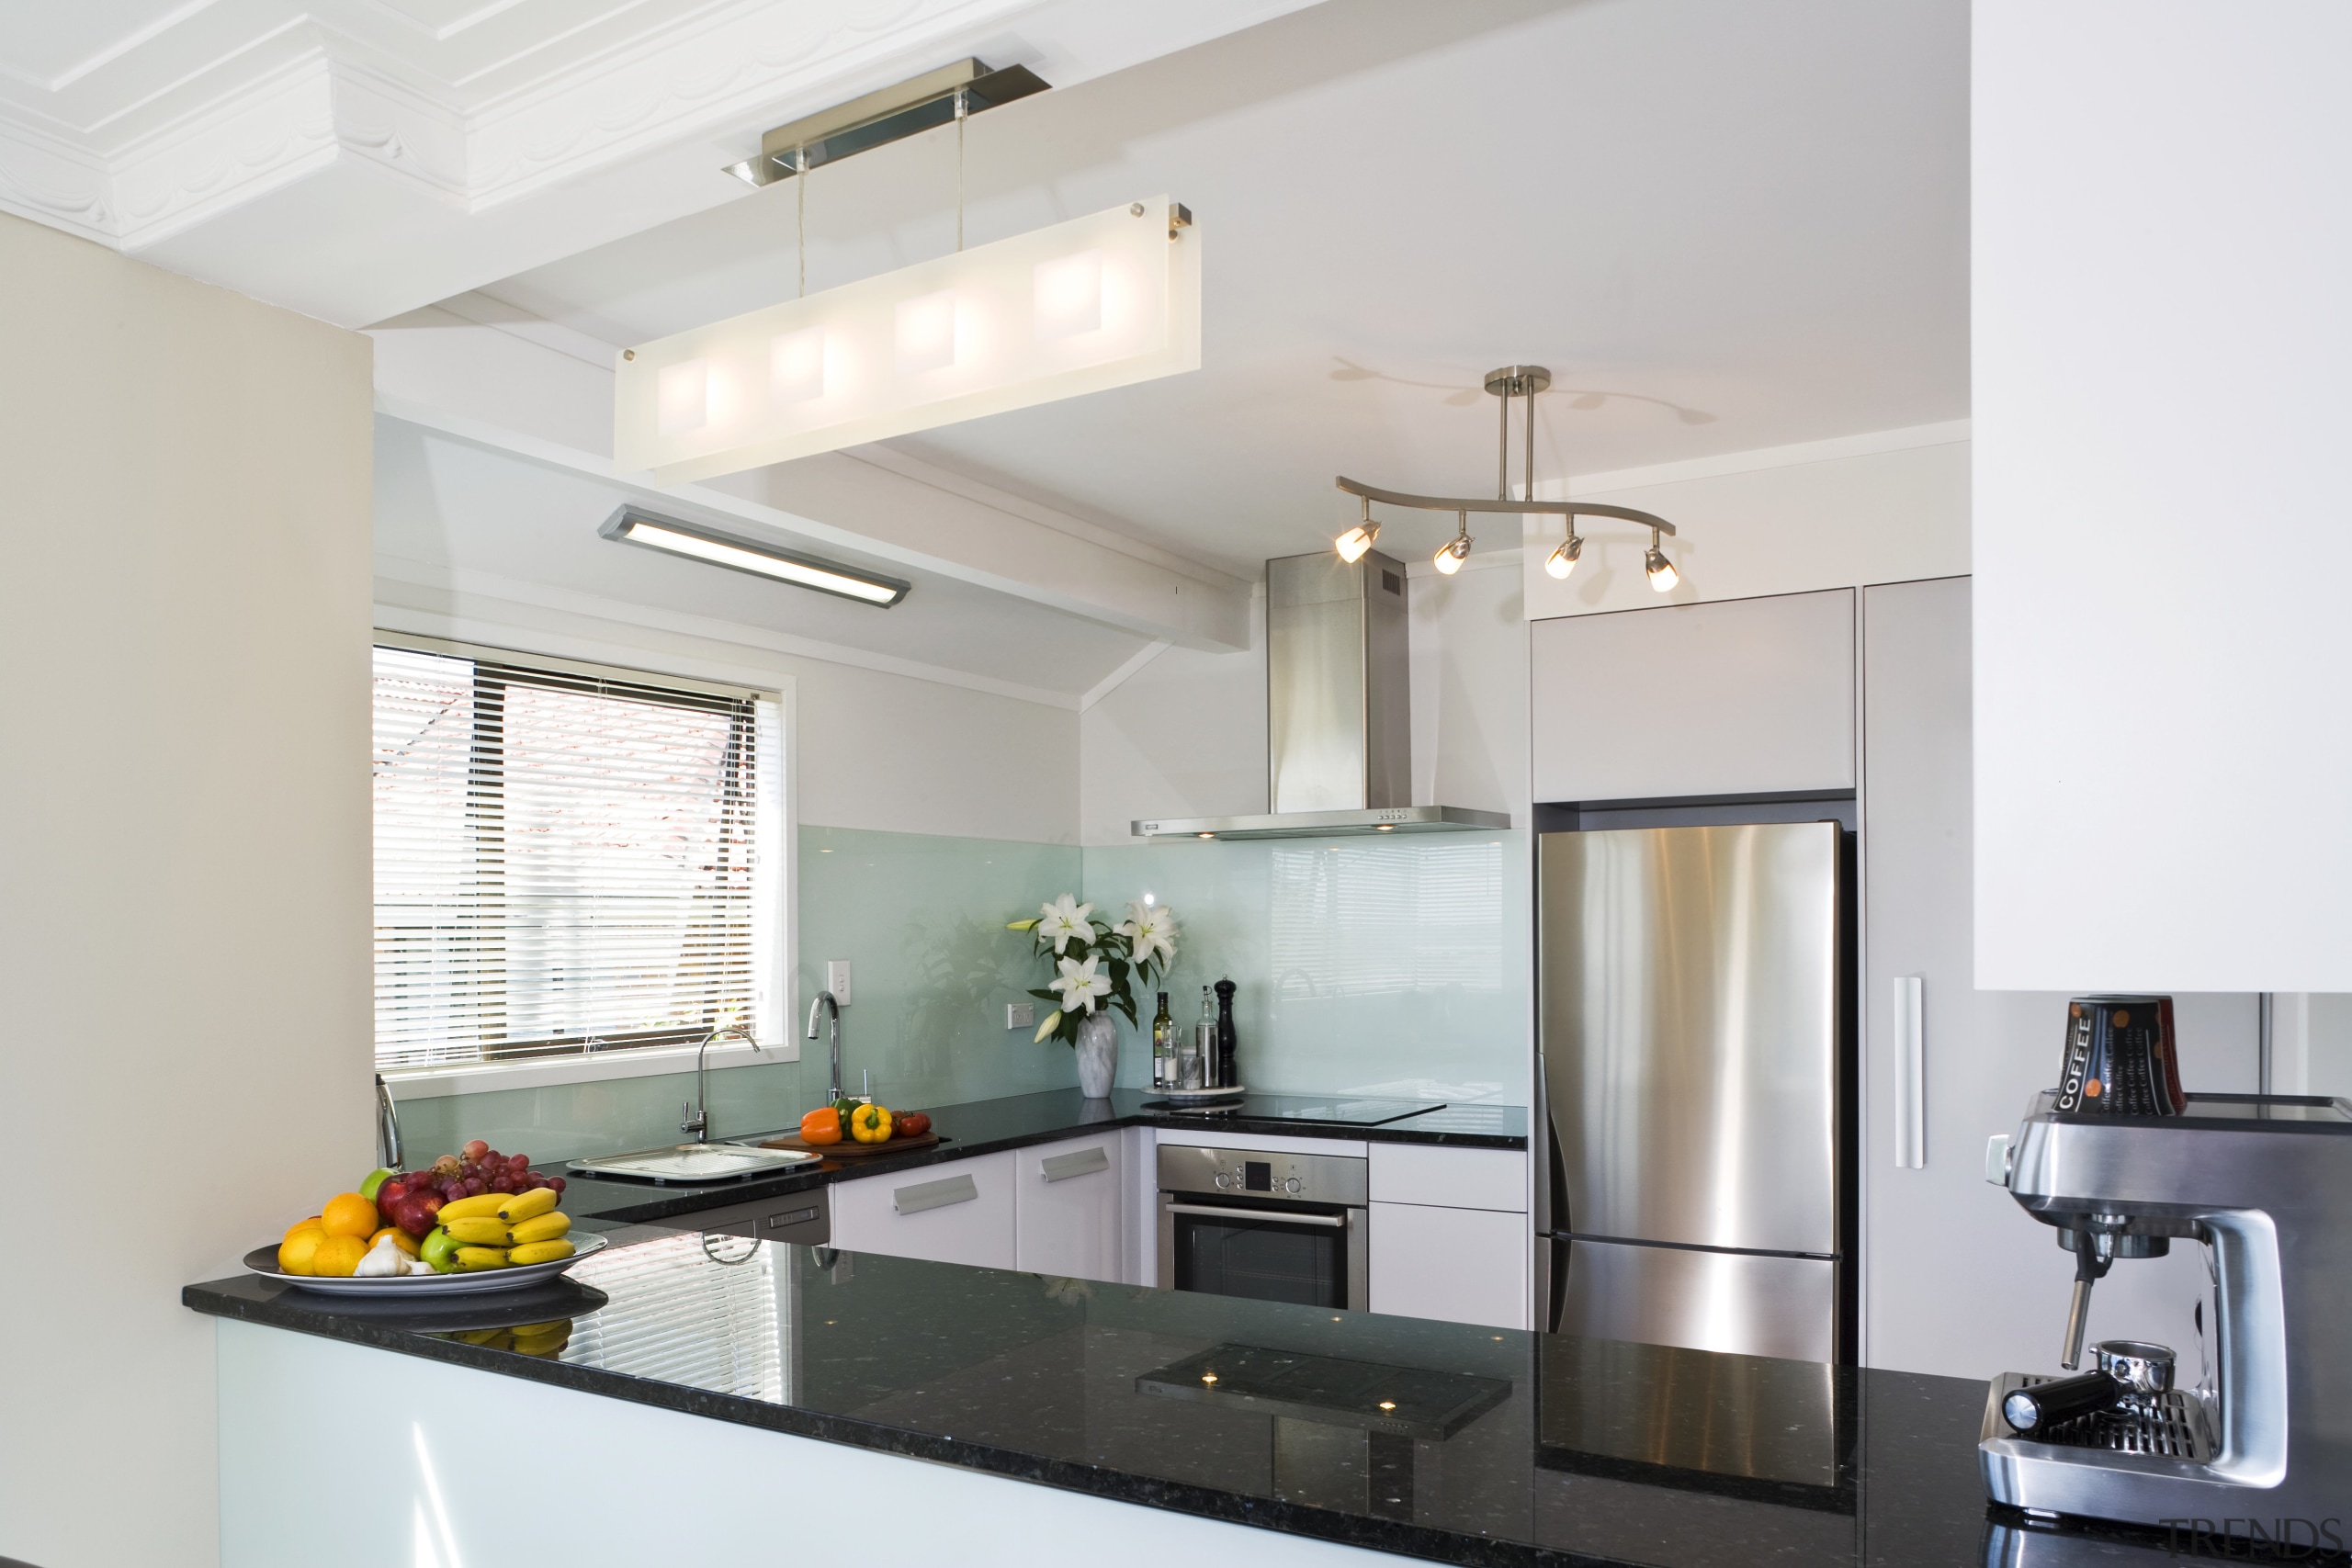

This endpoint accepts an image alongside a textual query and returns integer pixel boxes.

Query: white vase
[1074,1011,1118,1099]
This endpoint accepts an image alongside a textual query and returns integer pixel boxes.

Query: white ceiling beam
[371,310,1251,650]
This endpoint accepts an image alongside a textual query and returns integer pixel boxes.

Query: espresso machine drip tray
[1982,1374,2218,1462]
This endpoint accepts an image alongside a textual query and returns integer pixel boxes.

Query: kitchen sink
[568,1142,818,1185]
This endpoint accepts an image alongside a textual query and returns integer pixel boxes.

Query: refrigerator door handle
[1893,975,1926,1168]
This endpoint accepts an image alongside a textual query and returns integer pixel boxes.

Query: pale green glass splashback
[1081,832,1528,1104]
[393,826,1528,1165]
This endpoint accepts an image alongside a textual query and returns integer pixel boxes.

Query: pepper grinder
[1214,976,1238,1089]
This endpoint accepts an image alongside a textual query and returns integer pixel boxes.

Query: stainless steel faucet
[806,991,842,1103]
[375,1073,402,1170]
[681,1021,756,1143]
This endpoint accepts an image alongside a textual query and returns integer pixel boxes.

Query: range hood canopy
[1132,550,1509,841]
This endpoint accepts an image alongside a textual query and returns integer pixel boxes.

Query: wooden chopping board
[757,1130,942,1159]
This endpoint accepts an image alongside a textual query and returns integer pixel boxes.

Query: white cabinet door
[1531,588,1855,804]
[1013,1133,1124,1282]
[1369,1201,1527,1330]
[827,1151,1016,1269]
[1370,1145,1526,1213]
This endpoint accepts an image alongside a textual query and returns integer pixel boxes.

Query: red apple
[376,1178,412,1225]
[394,1190,445,1238]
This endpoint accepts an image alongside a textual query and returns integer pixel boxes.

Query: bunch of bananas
[417,1187,576,1272]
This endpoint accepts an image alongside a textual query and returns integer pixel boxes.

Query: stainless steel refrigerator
[1537,821,1850,1363]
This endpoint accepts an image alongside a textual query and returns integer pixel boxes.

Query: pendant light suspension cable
[955,87,967,253]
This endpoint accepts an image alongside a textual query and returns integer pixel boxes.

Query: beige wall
[0,213,374,1567]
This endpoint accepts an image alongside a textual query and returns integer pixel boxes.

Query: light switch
[825,961,852,1006]
[1006,1001,1035,1030]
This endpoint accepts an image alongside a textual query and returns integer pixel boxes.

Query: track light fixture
[1335,496,1380,564]
[1644,526,1679,593]
[1434,512,1472,575]
[1332,361,1684,589]
[1544,531,1583,581]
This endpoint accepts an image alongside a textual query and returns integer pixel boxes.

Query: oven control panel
[1157,1144,1369,1207]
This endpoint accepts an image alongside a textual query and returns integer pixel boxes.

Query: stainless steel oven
[1157,1145,1369,1311]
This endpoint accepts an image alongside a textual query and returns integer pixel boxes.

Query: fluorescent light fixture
[615,197,1199,484]
[598,507,910,606]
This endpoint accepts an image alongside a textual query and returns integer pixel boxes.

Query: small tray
[244,1233,607,1296]
[1156,1084,1248,1102]
[757,1130,943,1159]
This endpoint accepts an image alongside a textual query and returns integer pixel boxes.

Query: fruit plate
[243,1233,608,1296]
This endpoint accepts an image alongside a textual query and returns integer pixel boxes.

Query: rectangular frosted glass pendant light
[598,507,910,606]
[615,197,1198,485]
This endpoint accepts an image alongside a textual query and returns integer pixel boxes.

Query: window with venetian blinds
[372,640,783,1071]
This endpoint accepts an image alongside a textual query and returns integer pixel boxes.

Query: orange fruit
[369,1226,420,1259]
[278,1230,324,1276]
[321,1192,377,1239]
[282,1216,324,1247]
[311,1235,368,1278]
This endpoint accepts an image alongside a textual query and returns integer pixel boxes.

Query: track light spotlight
[1644,527,1679,593]
[1544,533,1583,581]
[1334,497,1380,563]
[1434,512,1472,576]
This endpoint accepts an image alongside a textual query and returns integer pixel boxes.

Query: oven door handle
[1164,1201,1346,1227]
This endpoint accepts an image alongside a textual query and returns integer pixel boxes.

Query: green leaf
[1027,987,1058,1003]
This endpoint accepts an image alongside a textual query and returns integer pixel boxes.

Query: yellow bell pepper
[850,1103,894,1144]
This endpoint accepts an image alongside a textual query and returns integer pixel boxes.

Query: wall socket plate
[1006,1001,1035,1030]
[825,960,852,1006]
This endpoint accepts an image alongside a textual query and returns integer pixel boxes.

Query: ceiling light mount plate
[1483,364,1551,399]
[723,59,1049,186]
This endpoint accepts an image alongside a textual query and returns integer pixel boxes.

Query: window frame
[372,630,798,1100]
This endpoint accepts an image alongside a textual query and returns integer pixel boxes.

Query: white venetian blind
[373,642,779,1069]
[565,1232,786,1400]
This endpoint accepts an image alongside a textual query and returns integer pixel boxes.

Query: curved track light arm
[1333,475,1677,536]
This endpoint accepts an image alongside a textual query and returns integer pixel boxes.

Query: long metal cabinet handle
[1893,976,1926,1168]
[1165,1201,1344,1227]
[1040,1146,1110,1183]
[893,1173,978,1214]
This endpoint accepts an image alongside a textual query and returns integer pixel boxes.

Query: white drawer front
[1015,1133,1124,1282]
[828,1150,1015,1269]
[1369,1201,1528,1330]
[1370,1144,1527,1212]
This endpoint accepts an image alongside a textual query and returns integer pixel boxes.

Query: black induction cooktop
[1137,1092,1448,1127]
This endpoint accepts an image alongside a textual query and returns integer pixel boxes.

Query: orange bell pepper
[850,1103,894,1144]
[798,1106,842,1145]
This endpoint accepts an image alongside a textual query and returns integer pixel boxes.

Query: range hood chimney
[1132,551,1510,840]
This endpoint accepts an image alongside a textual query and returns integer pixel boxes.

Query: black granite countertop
[183,1233,2199,1568]
[558,1089,1528,1228]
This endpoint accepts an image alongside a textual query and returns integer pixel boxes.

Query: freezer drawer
[1540,822,1841,1255]
[1553,1238,1834,1362]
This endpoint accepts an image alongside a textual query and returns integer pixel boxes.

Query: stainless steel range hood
[1133,550,1510,841]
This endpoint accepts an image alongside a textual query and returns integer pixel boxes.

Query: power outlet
[825,960,853,1006]
[1006,1001,1035,1031]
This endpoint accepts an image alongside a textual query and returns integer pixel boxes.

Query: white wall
[1973,2,2352,991]
[1522,426,1970,620]
[0,212,375,1568]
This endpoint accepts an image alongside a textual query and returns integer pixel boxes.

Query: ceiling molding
[0,0,1324,321]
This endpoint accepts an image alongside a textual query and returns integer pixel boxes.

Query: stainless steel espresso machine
[1979,997,2352,1533]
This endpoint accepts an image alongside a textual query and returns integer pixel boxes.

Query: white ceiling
[0,0,1318,324]
[472,0,1970,578]
[376,418,1155,700]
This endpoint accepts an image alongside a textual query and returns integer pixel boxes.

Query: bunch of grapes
[413,1139,564,1202]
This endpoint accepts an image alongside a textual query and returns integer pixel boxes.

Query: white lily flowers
[1118,901,1180,971]
[1051,954,1114,1014]
[1037,894,1097,956]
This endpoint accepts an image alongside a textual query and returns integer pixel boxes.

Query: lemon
[277,1230,324,1276]
[311,1235,368,1278]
